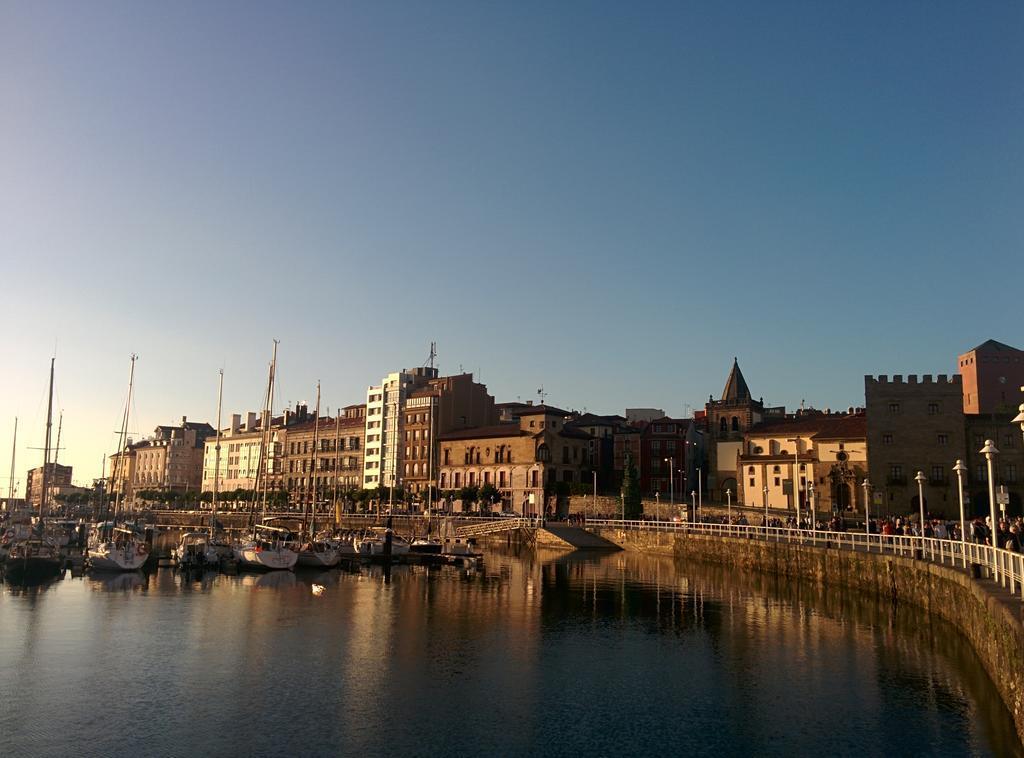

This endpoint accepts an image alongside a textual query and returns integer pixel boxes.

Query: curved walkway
[585,518,1024,602]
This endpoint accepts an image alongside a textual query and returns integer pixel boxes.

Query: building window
[1005,464,1017,484]
[773,477,780,487]
[974,434,984,448]
[928,403,939,415]
[720,418,727,433]
[749,478,755,487]
[937,434,948,445]
[882,434,893,445]
[772,465,781,474]
[731,417,739,431]
[930,465,945,485]
[888,403,900,414]
[889,465,903,483]
[976,464,987,483]
[748,466,755,475]
[1005,434,1016,449]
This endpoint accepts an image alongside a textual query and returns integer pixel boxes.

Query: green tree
[479,483,499,505]
[621,451,642,519]
[459,485,479,505]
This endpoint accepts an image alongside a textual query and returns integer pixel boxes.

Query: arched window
[720,417,728,432]
[536,444,551,463]
[773,465,781,474]
[748,466,755,475]
[731,417,739,431]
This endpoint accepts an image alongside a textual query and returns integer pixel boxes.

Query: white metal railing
[584,518,1024,601]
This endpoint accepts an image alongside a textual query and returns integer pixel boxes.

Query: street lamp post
[654,492,660,522]
[726,488,732,527]
[953,459,968,568]
[915,470,927,542]
[980,439,1000,580]
[665,457,674,512]
[697,467,702,517]
[763,484,769,536]
[690,490,696,523]
[788,438,800,525]
[861,479,871,552]
[807,482,815,540]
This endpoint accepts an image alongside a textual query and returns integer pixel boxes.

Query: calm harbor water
[1,547,1020,757]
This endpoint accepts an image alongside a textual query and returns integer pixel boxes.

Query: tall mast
[212,369,224,532]
[262,340,278,521]
[39,359,54,519]
[427,395,434,526]
[112,355,137,525]
[97,454,106,516]
[308,381,321,537]
[332,408,341,516]
[252,340,278,535]
[53,411,63,467]
[8,416,16,502]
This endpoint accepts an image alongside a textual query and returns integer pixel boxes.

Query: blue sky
[1,1,1022,489]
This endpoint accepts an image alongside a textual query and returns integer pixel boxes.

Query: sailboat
[297,382,340,569]
[176,369,231,570]
[5,359,64,583]
[234,341,297,571]
[87,355,148,572]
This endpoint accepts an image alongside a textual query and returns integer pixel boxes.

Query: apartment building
[281,404,365,507]
[201,411,284,493]
[133,417,214,492]
[25,462,72,509]
[438,405,591,517]
[363,367,496,493]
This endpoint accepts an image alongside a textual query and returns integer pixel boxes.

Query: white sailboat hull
[234,545,297,571]
[88,543,148,571]
[355,538,411,557]
[296,548,340,568]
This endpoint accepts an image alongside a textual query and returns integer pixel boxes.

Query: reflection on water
[1,547,1020,757]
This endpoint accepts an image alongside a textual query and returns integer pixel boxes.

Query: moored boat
[4,537,63,583]
[354,528,411,557]
[87,525,148,571]
[234,524,298,571]
[296,540,341,568]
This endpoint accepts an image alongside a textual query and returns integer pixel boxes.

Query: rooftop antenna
[425,341,437,370]
[538,386,547,405]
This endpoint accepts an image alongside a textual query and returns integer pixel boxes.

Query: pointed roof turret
[721,357,751,402]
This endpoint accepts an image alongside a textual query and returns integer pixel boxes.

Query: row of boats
[1,517,153,582]
[175,522,448,572]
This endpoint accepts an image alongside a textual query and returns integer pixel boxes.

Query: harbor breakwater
[587,526,1024,744]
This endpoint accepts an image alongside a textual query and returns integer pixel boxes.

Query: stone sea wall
[590,527,1024,743]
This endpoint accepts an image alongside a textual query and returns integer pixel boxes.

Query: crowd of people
[708,511,1024,553]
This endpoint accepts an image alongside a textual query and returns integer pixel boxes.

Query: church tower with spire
[705,358,764,502]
